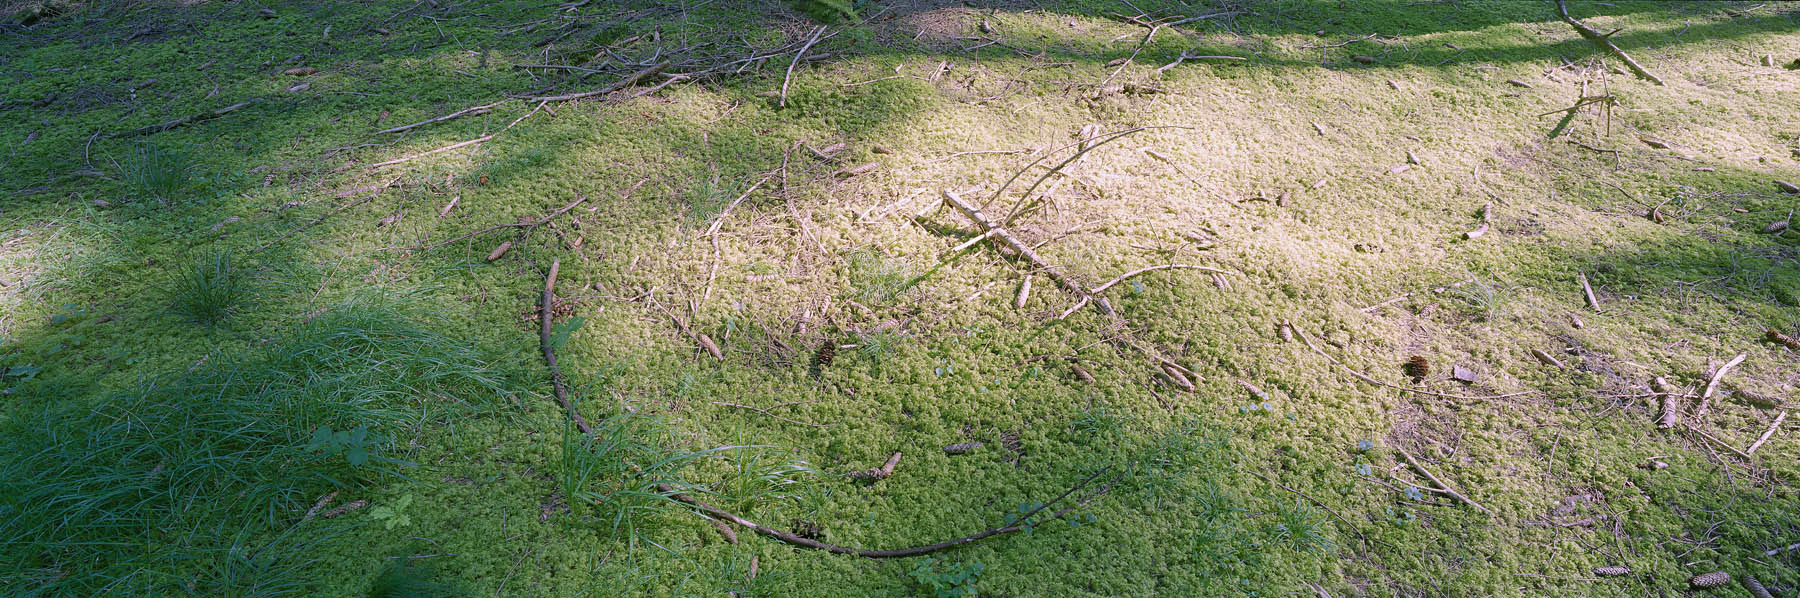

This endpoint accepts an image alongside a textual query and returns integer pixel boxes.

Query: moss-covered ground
[3,1,1799,596]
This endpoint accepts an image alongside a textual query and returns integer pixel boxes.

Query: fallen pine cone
[1743,576,1773,598]
[1690,571,1730,589]
[1769,329,1800,351]
[809,340,836,374]
[1404,355,1430,383]
[1593,565,1630,577]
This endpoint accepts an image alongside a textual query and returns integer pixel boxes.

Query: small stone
[1450,365,1478,384]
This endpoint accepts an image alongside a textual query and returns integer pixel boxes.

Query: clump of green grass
[0,299,511,596]
[168,251,250,325]
[714,445,817,515]
[846,249,910,302]
[118,144,193,202]
[367,561,465,598]
[558,413,737,554]
[683,173,732,229]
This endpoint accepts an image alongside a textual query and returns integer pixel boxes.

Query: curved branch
[1554,0,1663,85]
[657,467,1119,558]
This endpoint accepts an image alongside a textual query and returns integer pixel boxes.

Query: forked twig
[1396,447,1495,516]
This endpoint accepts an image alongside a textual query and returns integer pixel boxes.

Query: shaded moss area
[3,0,1799,596]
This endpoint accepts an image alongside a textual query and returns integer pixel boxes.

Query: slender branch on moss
[656,467,1119,558]
[541,259,593,435]
[1554,0,1663,85]
[1396,447,1494,516]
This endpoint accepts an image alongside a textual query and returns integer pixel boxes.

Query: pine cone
[809,340,836,374]
[1404,355,1430,382]
[1742,576,1773,598]
[1592,565,1629,577]
[1689,571,1730,589]
[943,442,982,455]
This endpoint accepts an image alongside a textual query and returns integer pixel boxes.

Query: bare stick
[255,177,400,252]
[655,468,1117,558]
[1292,325,1534,401]
[524,62,670,102]
[712,401,829,428]
[1578,272,1602,312]
[846,452,903,481]
[541,260,593,435]
[1090,264,1235,294]
[943,190,1096,309]
[1695,353,1747,418]
[1245,470,1371,549]
[704,175,774,237]
[1653,376,1681,429]
[1396,447,1495,516]
[110,101,253,138]
[1684,424,1753,461]
[1746,411,1788,455]
[415,195,587,251]
[780,26,827,108]
[372,135,492,168]
[377,100,509,134]
[1555,0,1663,85]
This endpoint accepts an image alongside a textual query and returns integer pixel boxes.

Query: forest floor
[3,1,1800,596]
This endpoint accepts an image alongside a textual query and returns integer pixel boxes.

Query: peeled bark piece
[1653,376,1680,429]
[1530,349,1564,368]
[1451,365,1478,384]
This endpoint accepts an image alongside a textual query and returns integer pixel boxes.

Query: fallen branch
[1770,329,1800,351]
[656,467,1120,558]
[371,135,492,168]
[943,190,1098,312]
[1746,411,1788,455]
[1653,376,1681,429]
[1090,264,1236,294]
[1396,447,1495,516]
[524,62,670,102]
[1578,272,1602,312]
[712,401,830,428]
[415,195,587,251]
[254,177,401,252]
[1555,0,1663,85]
[779,26,828,108]
[377,100,509,134]
[541,260,593,435]
[110,100,253,138]
[1292,325,1535,401]
[1693,353,1746,419]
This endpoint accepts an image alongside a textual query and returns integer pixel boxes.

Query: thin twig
[1090,264,1235,294]
[656,468,1118,558]
[377,100,509,135]
[1396,447,1495,516]
[254,177,400,252]
[779,26,827,108]
[712,401,830,428]
[1746,411,1787,455]
[1555,0,1663,84]
[541,260,593,435]
[1695,353,1747,418]
[414,195,588,251]
[524,62,670,102]
[1292,325,1535,401]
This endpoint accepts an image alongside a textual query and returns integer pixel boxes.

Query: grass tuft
[168,251,249,325]
[119,144,193,202]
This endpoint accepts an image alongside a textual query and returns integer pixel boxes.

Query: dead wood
[541,260,593,435]
[416,195,587,251]
[656,467,1119,558]
[1397,447,1495,516]
[780,26,827,108]
[1578,272,1602,312]
[1555,0,1663,85]
[1653,376,1681,429]
[846,452,902,482]
[1746,411,1787,455]
[110,100,253,138]
[1090,264,1236,294]
[1693,353,1746,419]
[1530,349,1565,368]
[377,100,509,134]
[943,190,1096,311]
[1292,325,1535,401]
[524,62,670,102]
[1769,329,1800,351]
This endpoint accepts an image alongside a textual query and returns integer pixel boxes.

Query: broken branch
[1397,447,1495,516]
[541,260,593,435]
[1555,0,1663,85]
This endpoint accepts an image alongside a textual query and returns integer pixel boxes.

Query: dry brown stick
[110,100,254,138]
[1684,424,1753,461]
[1396,447,1495,516]
[1694,353,1747,419]
[1746,411,1788,455]
[711,401,830,428]
[525,62,671,102]
[942,190,1095,309]
[1578,272,1602,312]
[254,177,400,252]
[541,260,594,435]
[656,467,1117,558]
[846,451,903,481]
[377,100,510,134]
[1292,325,1534,401]
[703,175,774,237]
[779,26,828,108]
[416,195,588,251]
[372,135,492,168]
[1554,0,1663,85]
[1090,264,1236,294]
[1245,470,1372,549]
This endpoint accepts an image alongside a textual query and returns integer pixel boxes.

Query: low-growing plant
[558,413,739,554]
[367,560,465,598]
[119,143,194,201]
[0,299,510,595]
[169,251,250,325]
[846,249,910,302]
[1265,499,1335,554]
[908,558,983,598]
[715,445,817,515]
